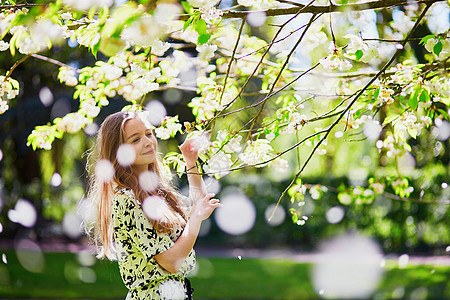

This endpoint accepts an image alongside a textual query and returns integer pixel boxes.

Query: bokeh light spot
[2,253,7,264]
[363,120,382,141]
[410,287,428,300]
[84,122,99,136]
[142,196,167,221]
[62,210,82,239]
[198,218,211,237]
[398,254,409,268]
[77,251,96,267]
[334,131,344,138]
[139,171,159,193]
[39,86,54,107]
[434,120,450,140]
[78,267,96,283]
[326,206,345,224]
[95,159,115,183]
[191,258,214,278]
[50,98,71,120]
[117,144,136,167]
[50,172,62,187]
[204,177,221,195]
[163,89,182,105]
[247,11,267,27]
[8,199,37,228]
[15,239,45,273]
[145,100,167,126]
[158,280,185,300]
[264,204,286,227]
[214,192,256,235]
[311,233,384,299]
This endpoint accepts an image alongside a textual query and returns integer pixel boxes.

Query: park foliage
[0,0,449,251]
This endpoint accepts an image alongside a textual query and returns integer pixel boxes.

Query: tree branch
[30,54,77,71]
[271,1,435,215]
[218,0,444,19]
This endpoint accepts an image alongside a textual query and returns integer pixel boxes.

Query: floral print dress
[112,188,196,300]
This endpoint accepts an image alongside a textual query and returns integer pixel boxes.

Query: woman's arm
[179,138,207,201]
[153,193,221,273]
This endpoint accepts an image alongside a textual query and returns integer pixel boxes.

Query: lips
[142,149,155,155]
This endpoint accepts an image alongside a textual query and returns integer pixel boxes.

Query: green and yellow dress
[112,188,195,300]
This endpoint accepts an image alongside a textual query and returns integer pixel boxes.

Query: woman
[86,111,221,299]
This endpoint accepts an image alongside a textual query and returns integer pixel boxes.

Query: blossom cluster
[8,18,69,55]
[199,7,223,25]
[239,139,275,167]
[154,116,183,140]
[58,67,79,87]
[343,34,379,63]
[424,35,450,60]
[0,76,20,115]
[203,130,241,178]
[319,42,353,72]
[189,76,237,121]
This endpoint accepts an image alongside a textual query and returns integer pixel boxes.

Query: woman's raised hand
[191,193,222,221]
[179,138,199,165]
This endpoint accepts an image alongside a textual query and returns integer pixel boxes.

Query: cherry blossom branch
[209,0,318,124]
[212,63,320,120]
[0,3,40,10]
[30,54,78,70]
[213,18,246,134]
[270,1,435,216]
[216,0,444,19]
[244,13,318,143]
[5,54,31,79]
[236,20,309,61]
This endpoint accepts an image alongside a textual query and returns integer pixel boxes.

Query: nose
[144,135,154,147]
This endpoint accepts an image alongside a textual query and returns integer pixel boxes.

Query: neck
[132,164,149,176]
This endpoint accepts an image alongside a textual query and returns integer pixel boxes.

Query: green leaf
[195,19,207,35]
[383,114,400,125]
[373,87,380,100]
[355,49,364,61]
[197,33,211,45]
[181,1,193,14]
[409,86,421,110]
[419,89,430,102]
[419,35,435,45]
[98,6,110,23]
[409,94,418,110]
[183,16,193,31]
[433,41,443,56]
[407,127,417,139]
[88,6,97,20]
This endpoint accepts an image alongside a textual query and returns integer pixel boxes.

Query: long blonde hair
[86,111,186,260]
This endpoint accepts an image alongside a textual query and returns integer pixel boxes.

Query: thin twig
[270,1,435,219]
[31,54,79,71]
[5,54,31,79]
[244,13,319,143]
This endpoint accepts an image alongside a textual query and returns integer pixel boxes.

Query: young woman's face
[123,117,158,172]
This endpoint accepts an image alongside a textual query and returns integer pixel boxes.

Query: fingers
[209,198,223,207]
